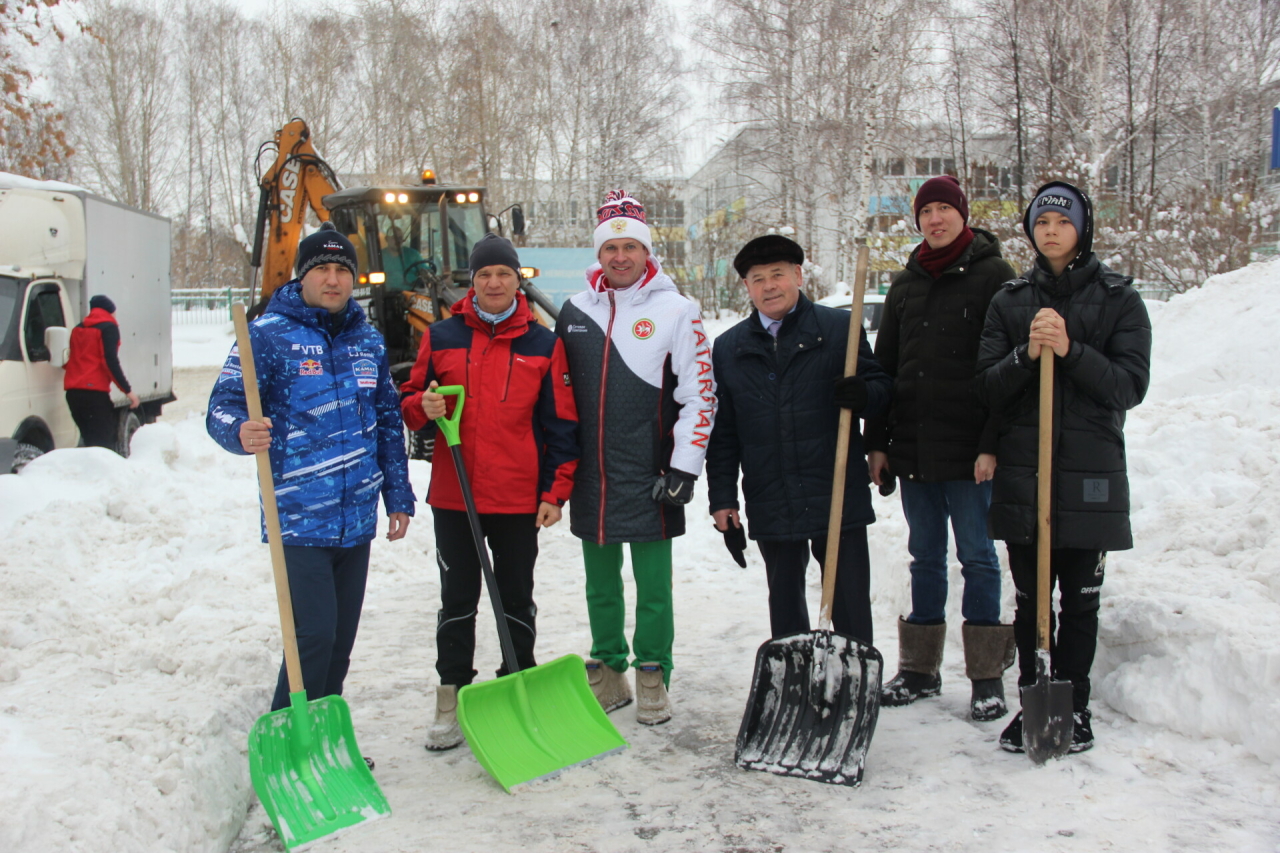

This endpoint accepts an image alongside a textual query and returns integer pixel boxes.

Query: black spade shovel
[1021,350,1074,764]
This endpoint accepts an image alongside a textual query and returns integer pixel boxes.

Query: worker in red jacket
[63,295,140,451]
[401,233,579,751]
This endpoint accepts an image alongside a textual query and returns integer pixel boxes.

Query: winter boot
[585,658,633,713]
[424,685,465,751]
[999,710,1024,753]
[962,622,1017,721]
[1070,708,1094,754]
[880,617,946,707]
[635,662,672,725]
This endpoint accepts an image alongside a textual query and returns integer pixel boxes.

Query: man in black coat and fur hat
[706,234,891,645]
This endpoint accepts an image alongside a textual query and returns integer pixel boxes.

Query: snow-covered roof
[0,171,88,193]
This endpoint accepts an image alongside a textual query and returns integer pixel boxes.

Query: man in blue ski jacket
[208,223,416,716]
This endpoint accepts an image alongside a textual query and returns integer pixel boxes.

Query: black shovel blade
[1021,650,1074,764]
[734,630,883,787]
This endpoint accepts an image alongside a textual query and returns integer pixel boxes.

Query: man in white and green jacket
[555,190,716,725]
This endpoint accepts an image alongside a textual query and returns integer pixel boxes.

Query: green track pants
[581,539,673,687]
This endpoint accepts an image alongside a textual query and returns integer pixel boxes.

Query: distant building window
[658,240,686,266]
[915,157,957,177]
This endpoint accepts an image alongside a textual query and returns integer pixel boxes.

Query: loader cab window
[375,214,426,292]
[0,276,23,361]
[23,284,66,362]
[370,202,486,290]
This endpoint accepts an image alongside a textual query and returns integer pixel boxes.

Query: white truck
[0,173,173,472]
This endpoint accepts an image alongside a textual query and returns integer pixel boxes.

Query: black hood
[1022,179,1094,260]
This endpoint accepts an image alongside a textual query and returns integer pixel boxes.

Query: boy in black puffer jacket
[975,181,1151,754]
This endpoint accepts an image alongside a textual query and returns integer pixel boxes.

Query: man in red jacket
[63,295,140,451]
[401,233,579,751]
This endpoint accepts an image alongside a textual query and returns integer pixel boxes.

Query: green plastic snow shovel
[432,385,627,792]
[1021,350,1075,764]
[234,304,391,850]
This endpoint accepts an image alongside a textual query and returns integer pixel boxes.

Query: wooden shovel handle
[233,304,306,695]
[819,245,869,627]
[1036,350,1054,652]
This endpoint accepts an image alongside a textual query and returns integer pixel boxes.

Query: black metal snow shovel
[1021,350,1075,764]
[734,245,884,787]
[431,386,627,792]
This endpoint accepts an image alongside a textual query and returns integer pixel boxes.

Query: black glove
[652,469,697,506]
[833,375,868,412]
[716,519,748,568]
[879,472,897,497]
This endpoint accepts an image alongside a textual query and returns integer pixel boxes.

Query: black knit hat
[89,294,116,313]
[733,234,805,279]
[468,232,521,278]
[295,222,358,280]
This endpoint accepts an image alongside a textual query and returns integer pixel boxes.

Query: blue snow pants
[269,543,371,712]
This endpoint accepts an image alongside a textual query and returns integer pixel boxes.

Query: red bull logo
[299,359,323,376]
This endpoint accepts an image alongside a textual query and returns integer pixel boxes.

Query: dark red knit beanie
[913,175,969,228]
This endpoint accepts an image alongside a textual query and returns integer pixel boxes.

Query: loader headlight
[369,272,386,284]
[468,192,480,203]
[455,193,467,204]
[397,193,408,204]
[384,192,396,203]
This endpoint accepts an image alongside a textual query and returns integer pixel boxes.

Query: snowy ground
[3,270,1279,852]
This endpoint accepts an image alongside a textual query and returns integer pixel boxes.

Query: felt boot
[962,622,1017,721]
[881,617,945,707]
[585,658,633,713]
[424,685,465,751]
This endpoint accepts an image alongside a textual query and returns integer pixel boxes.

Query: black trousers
[433,507,539,686]
[756,526,874,646]
[1007,543,1106,712]
[65,389,117,450]
[270,543,371,712]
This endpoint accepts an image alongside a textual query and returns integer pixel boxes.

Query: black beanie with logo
[295,222,359,280]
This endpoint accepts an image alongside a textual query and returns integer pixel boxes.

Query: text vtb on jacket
[207,282,416,547]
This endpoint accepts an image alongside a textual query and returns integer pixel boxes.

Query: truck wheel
[10,442,43,473]
[117,410,142,458]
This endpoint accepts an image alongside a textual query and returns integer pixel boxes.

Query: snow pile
[1093,260,1280,763]
[2,270,1279,853]
[0,424,279,851]
[173,323,236,368]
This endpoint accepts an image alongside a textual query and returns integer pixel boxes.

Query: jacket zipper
[325,324,347,543]
[597,290,617,544]
[501,345,515,402]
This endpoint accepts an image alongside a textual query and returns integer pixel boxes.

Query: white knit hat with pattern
[593,189,653,257]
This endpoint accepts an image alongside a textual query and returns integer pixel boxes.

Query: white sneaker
[635,662,671,725]
[424,684,465,751]
[585,658,633,713]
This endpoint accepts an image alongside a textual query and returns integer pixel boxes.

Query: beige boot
[585,658,633,713]
[635,662,671,725]
[424,684,465,751]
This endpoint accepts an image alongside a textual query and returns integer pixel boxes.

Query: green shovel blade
[248,692,391,851]
[457,654,628,792]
